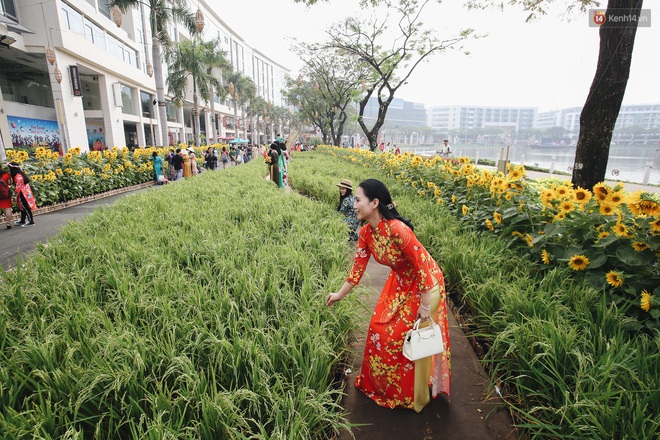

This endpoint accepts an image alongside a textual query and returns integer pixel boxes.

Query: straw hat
[336,179,353,190]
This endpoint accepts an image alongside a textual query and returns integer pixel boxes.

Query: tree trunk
[153,38,168,147]
[357,93,392,151]
[233,100,238,139]
[571,0,643,190]
[193,91,201,148]
[209,96,216,144]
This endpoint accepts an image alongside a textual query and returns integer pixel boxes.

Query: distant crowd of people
[153,144,259,183]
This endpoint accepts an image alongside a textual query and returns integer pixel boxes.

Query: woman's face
[354,187,378,222]
[339,187,347,196]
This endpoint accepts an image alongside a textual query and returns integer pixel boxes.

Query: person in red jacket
[0,164,13,229]
[8,162,37,227]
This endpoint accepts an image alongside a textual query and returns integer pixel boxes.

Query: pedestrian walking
[268,144,281,188]
[171,149,184,180]
[204,147,217,170]
[8,163,37,227]
[0,165,14,229]
[151,151,164,182]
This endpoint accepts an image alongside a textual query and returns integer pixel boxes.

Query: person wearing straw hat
[336,179,358,241]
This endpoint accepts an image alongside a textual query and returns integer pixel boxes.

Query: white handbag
[402,318,445,361]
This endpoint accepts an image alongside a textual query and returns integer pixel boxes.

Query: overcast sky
[220,0,658,112]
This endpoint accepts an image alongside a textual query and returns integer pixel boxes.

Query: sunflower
[541,249,551,265]
[511,231,524,238]
[612,222,631,238]
[555,211,566,222]
[559,201,575,213]
[573,187,592,205]
[593,182,609,202]
[568,254,590,271]
[555,185,571,199]
[640,290,651,312]
[607,191,625,206]
[493,212,502,224]
[451,194,457,204]
[598,231,610,240]
[462,205,469,216]
[524,234,534,247]
[599,202,617,216]
[626,190,660,217]
[605,270,623,288]
[650,218,660,233]
[632,242,650,252]
[485,219,494,231]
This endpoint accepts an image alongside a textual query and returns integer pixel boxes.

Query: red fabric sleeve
[346,224,371,285]
[390,220,438,292]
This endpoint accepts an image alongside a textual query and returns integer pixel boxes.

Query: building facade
[0,0,288,154]
[537,105,660,131]
[428,105,537,133]
[362,96,427,128]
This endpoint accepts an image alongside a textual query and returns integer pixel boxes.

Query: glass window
[92,25,105,50]
[0,61,54,108]
[141,91,154,117]
[166,101,179,122]
[107,36,123,60]
[66,4,84,36]
[1,0,18,21]
[121,85,136,115]
[85,24,93,42]
[98,0,111,20]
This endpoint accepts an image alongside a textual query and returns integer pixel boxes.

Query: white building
[537,104,660,131]
[427,105,537,133]
[0,0,289,153]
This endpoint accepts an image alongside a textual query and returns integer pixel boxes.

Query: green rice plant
[0,161,361,438]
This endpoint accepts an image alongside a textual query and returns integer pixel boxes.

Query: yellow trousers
[413,283,442,413]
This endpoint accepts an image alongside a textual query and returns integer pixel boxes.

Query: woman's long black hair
[358,178,414,231]
[8,163,30,184]
[337,187,353,211]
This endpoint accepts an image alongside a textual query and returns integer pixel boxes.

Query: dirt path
[336,257,519,440]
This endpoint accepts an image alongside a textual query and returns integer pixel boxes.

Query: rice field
[0,162,362,439]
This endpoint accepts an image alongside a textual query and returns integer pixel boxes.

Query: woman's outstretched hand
[326,292,343,307]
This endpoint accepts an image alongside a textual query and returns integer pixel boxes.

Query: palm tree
[225,72,256,139]
[245,96,267,145]
[112,0,196,147]
[167,37,228,148]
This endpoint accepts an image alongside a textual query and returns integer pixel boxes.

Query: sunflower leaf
[616,246,654,267]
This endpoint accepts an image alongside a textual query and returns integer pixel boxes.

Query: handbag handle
[412,318,435,331]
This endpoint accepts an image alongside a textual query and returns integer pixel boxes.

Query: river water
[402,145,660,185]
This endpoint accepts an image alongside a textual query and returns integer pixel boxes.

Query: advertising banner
[7,116,61,150]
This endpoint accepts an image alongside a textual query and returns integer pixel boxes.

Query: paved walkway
[0,186,152,270]
[337,257,517,440]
